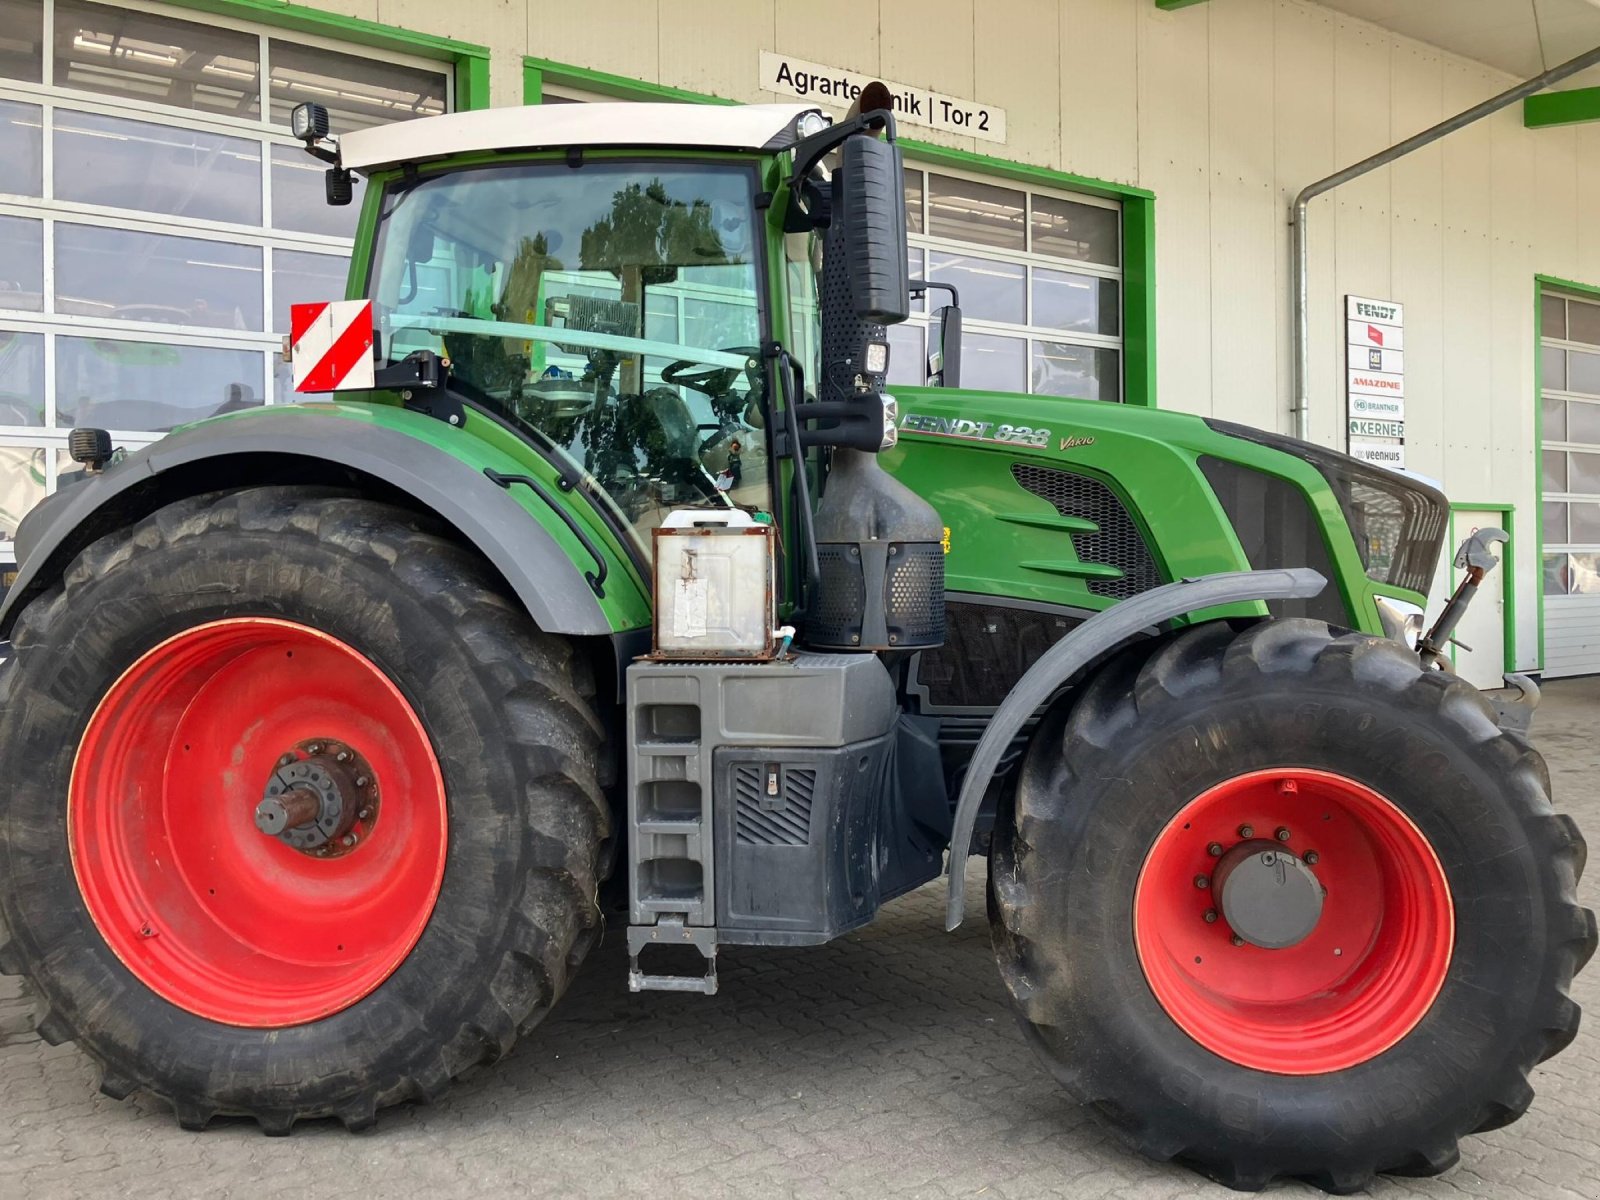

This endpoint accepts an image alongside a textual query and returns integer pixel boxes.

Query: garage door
[0,0,451,562]
[1540,287,1600,676]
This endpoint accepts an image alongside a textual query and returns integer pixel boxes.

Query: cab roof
[338,102,822,173]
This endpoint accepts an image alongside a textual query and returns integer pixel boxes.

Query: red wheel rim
[1133,768,1453,1073]
[70,618,447,1028]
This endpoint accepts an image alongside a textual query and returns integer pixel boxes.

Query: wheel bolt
[1207,842,1224,857]
[341,834,357,848]
[1194,874,1210,890]
[307,743,323,755]
[355,776,369,788]
[357,807,372,821]
[1275,826,1291,842]
[336,750,351,763]
[278,753,296,767]
[1231,934,1245,947]
[1303,850,1319,865]
[1238,824,1254,839]
[1203,909,1218,924]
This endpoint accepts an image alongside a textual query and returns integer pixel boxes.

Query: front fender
[0,406,639,639]
[944,567,1328,930]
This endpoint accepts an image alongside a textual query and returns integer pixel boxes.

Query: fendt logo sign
[1346,295,1406,469]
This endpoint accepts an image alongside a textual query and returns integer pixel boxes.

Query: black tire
[989,618,1596,1193]
[0,487,611,1132]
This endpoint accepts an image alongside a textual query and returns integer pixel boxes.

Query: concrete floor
[3,679,1599,1199]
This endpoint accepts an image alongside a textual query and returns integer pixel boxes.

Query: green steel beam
[1524,87,1600,128]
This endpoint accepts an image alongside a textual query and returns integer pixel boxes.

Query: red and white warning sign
[290,300,375,393]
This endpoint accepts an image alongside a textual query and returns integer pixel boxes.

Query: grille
[1198,457,1350,626]
[886,543,946,646]
[733,765,816,846]
[811,545,865,644]
[1010,464,1163,599]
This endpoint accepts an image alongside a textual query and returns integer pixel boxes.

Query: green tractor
[0,89,1591,1193]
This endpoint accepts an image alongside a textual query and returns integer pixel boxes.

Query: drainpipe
[1290,43,1600,442]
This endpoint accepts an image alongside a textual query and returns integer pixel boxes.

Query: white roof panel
[339,102,821,173]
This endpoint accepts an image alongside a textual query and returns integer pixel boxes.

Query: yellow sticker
[941,526,951,555]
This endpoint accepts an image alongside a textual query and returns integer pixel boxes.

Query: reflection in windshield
[368,161,771,554]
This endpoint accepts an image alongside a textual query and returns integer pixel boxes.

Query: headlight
[1374,595,1425,648]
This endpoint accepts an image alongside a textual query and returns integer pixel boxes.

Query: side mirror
[291,101,352,205]
[911,280,963,388]
[838,135,910,324]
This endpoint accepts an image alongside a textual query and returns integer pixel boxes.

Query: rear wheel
[0,488,610,1131]
[990,619,1595,1192]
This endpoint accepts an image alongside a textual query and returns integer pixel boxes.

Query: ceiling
[1310,0,1600,87]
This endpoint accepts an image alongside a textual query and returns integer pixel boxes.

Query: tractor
[0,88,1590,1193]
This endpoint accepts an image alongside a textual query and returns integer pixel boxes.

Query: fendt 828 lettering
[0,86,1590,1193]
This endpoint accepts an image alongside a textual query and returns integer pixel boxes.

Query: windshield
[368,160,771,554]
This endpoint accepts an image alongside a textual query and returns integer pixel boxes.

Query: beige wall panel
[1489,233,1539,668]
[881,0,976,153]
[1139,1,1212,416]
[1330,15,1390,218]
[1272,0,1338,442]
[1210,180,1280,432]
[1389,204,1442,481]
[1386,42,1442,223]
[974,0,1059,169]
[312,0,379,20]
[1059,0,1139,186]
[657,1,773,100]
[1533,126,1579,273]
[1439,59,1496,240]
[774,0,880,80]
[525,0,660,83]
[1439,222,1495,500]
[1207,0,1274,183]
[1576,125,1600,287]
[377,0,525,56]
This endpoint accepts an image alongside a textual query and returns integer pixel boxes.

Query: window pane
[1542,293,1567,341]
[1569,400,1600,446]
[1030,194,1119,266]
[54,109,263,225]
[1544,552,1571,596]
[961,331,1026,393]
[1543,396,1567,441]
[1033,268,1119,335]
[0,330,44,426]
[926,174,1024,250]
[269,41,447,133]
[58,337,262,431]
[1572,501,1600,544]
[1570,300,1600,348]
[1571,552,1600,594]
[0,0,43,83]
[56,225,263,330]
[1569,349,1600,397]
[907,246,924,310]
[1032,341,1119,401]
[0,215,43,311]
[887,321,924,387]
[927,249,1024,324]
[1543,449,1567,492]
[1543,345,1566,391]
[54,0,260,118]
[1570,450,1600,494]
[271,145,364,238]
[0,445,46,541]
[0,100,42,197]
[904,169,924,234]
[1545,500,1568,545]
[271,248,349,333]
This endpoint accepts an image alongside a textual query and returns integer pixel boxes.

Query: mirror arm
[909,279,961,308]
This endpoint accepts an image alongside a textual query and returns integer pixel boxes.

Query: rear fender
[0,408,622,640]
[944,567,1328,930]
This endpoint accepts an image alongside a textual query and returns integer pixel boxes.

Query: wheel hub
[1214,840,1323,949]
[254,738,379,856]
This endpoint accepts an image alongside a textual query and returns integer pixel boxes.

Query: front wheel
[0,488,610,1131]
[990,619,1595,1192]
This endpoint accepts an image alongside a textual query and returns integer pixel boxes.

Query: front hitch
[1416,526,1508,669]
